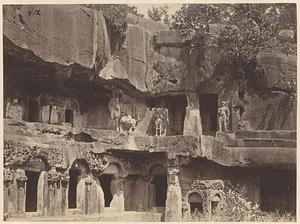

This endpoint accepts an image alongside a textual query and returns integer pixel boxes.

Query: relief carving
[4,141,38,166]
[80,151,109,174]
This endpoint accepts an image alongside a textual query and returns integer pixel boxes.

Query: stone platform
[8,211,162,222]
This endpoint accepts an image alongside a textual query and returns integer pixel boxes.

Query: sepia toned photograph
[2,3,297,222]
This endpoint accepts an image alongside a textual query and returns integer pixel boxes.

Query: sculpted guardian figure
[218,101,230,132]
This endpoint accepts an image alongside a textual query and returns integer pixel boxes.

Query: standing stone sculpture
[108,96,121,130]
[217,101,230,133]
[154,114,163,136]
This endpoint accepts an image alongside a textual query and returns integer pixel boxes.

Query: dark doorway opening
[25,171,40,212]
[146,95,187,135]
[27,99,39,122]
[199,94,218,135]
[152,175,167,207]
[68,169,79,209]
[65,109,74,126]
[190,202,203,214]
[99,175,113,207]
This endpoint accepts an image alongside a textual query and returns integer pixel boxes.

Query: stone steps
[235,130,296,140]
[229,138,296,148]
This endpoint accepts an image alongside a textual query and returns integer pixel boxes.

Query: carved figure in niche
[108,96,121,130]
[218,101,230,132]
[154,114,163,136]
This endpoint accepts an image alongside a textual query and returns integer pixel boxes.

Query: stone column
[60,172,70,215]
[110,176,125,212]
[4,168,15,216]
[15,169,27,216]
[84,174,93,214]
[184,92,202,136]
[165,167,182,222]
[231,90,240,132]
[37,171,48,216]
[47,167,61,216]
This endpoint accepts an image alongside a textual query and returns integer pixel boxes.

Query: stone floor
[7,212,162,222]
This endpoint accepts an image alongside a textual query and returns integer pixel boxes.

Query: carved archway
[185,189,206,216]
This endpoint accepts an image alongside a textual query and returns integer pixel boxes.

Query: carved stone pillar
[165,167,182,222]
[47,166,61,216]
[184,92,202,136]
[15,169,27,215]
[37,171,48,216]
[84,174,93,214]
[110,175,125,212]
[60,171,70,215]
[4,168,15,215]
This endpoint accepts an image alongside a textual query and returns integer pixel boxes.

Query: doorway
[65,109,74,126]
[152,175,167,207]
[199,94,218,135]
[68,169,79,209]
[99,175,113,207]
[27,99,39,122]
[25,171,40,212]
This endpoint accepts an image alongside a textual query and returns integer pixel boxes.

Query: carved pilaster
[165,166,182,222]
[60,171,69,215]
[47,167,61,216]
[84,174,93,214]
[15,169,27,214]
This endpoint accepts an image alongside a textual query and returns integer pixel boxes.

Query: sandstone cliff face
[3,5,111,69]
[3,5,296,131]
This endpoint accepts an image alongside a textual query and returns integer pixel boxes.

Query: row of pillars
[3,167,125,217]
[5,166,184,221]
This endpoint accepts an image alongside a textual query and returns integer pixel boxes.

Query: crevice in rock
[65,131,98,142]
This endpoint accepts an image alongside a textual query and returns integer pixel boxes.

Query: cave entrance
[65,109,74,126]
[99,175,113,207]
[152,175,167,207]
[147,95,187,135]
[25,171,40,212]
[188,192,204,214]
[27,99,39,122]
[199,94,218,135]
[68,169,79,209]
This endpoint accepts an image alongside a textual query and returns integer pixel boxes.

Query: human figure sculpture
[108,97,121,131]
[218,101,230,133]
[154,114,163,136]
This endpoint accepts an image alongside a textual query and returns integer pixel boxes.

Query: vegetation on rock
[191,184,296,222]
[147,5,171,26]
[172,4,296,98]
[85,4,142,54]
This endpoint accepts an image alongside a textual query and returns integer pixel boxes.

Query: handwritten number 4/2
[28,9,41,17]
